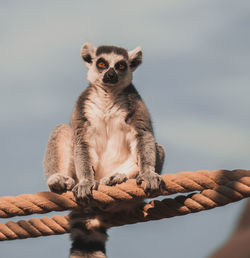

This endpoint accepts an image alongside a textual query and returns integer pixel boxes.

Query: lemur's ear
[128,46,143,72]
[80,41,96,68]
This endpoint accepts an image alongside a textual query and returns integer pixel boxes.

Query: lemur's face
[81,42,142,91]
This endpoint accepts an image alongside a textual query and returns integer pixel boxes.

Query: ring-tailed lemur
[44,42,165,258]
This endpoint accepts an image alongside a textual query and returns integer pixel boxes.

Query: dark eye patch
[96,58,109,70]
[115,60,127,72]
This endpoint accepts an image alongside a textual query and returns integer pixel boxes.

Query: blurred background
[1,0,250,257]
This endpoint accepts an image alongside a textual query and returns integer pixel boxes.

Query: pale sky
[1,1,250,257]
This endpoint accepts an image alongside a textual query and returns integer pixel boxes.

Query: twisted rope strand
[0,169,249,218]
[0,185,248,241]
[0,216,69,241]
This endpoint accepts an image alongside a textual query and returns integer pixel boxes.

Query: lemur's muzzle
[103,68,118,84]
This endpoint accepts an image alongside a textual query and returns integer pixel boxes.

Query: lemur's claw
[47,173,75,193]
[72,179,97,204]
[100,173,128,186]
[136,171,164,193]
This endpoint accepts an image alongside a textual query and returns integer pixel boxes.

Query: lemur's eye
[115,61,127,71]
[119,64,125,70]
[98,62,106,69]
[96,58,108,70]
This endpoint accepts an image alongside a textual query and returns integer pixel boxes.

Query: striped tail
[69,208,108,258]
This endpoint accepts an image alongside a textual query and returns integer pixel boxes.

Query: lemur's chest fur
[84,87,138,180]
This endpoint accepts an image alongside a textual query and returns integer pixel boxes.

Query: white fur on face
[87,53,132,91]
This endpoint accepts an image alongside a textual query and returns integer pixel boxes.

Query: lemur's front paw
[47,173,75,193]
[72,179,97,203]
[136,171,164,193]
[100,173,128,186]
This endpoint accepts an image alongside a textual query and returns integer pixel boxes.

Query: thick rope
[0,169,249,218]
[0,185,249,241]
[0,169,249,241]
[0,216,69,241]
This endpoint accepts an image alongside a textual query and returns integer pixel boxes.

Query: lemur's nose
[103,68,118,84]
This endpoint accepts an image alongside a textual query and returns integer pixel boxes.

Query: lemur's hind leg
[99,173,128,186]
[44,124,76,192]
[155,143,165,174]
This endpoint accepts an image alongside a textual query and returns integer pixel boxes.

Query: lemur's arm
[137,129,156,174]
[125,85,164,192]
[70,90,97,202]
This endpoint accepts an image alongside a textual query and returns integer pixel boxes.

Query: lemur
[44,42,165,258]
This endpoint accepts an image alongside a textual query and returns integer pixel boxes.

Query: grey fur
[44,42,165,258]
[47,173,75,192]
[99,173,128,186]
[96,45,128,59]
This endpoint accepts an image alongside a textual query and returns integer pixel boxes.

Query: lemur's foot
[47,173,75,193]
[136,171,164,193]
[72,179,97,204]
[100,173,128,186]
